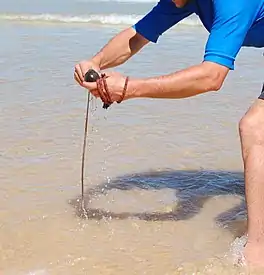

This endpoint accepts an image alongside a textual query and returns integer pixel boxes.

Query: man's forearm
[127,62,229,99]
[92,27,149,70]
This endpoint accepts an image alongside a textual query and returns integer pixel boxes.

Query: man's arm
[90,0,192,70]
[92,27,149,70]
[127,61,229,99]
[75,0,192,85]
[75,27,149,85]
[125,0,261,100]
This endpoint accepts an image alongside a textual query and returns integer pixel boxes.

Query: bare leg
[239,99,264,267]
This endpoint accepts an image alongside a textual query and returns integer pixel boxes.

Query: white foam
[27,270,48,275]
[0,13,142,25]
[229,235,248,267]
[0,13,202,27]
[4,269,48,275]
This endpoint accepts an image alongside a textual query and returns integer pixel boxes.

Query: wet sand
[1,20,264,274]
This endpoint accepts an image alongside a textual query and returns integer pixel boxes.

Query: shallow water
[1,0,264,273]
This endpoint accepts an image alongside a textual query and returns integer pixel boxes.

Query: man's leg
[239,84,264,267]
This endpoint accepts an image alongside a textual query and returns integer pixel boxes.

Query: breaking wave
[0,13,202,27]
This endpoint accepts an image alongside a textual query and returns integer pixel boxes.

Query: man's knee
[239,103,264,144]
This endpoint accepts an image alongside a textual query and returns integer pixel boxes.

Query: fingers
[83,77,112,105]
[82,81,97,91]
[89,90,100,98]
[74,72,83,87]
[96,78,109,104]
[74,64,84,83]
[74,64,98,90]
[82,80,101,99]
[74,66,99,98]
[74,62,112,105]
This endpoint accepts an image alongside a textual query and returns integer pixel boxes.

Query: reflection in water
[70,169,246,236]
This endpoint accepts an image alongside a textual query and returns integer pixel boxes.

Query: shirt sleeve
[132,0,193,43]
[204,0,261,70]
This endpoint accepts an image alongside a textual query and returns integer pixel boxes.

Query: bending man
[74,0,264,267]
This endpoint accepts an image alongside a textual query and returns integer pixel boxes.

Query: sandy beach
[1,0,264,273]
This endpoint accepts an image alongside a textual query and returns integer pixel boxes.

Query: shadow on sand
[69,169,247,237]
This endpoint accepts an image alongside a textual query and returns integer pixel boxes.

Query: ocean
[1,0,264,274]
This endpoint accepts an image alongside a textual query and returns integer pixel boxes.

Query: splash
[229,235,248,267]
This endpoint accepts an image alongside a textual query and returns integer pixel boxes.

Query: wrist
[125,78,143,100]
[91,54,103,69]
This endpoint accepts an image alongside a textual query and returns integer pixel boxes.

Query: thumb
[82,81,97,90]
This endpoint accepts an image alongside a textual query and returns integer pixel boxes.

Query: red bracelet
[96,74,129,106]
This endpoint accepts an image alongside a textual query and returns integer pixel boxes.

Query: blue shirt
[133,0,264,70]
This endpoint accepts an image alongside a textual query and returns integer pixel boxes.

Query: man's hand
[74,60,100,88]
[82,71,130,103]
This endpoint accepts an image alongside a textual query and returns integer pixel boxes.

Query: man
[74,0,264,268]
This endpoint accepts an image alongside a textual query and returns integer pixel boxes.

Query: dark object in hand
[84,69,110,109]
[84,69,100,82]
